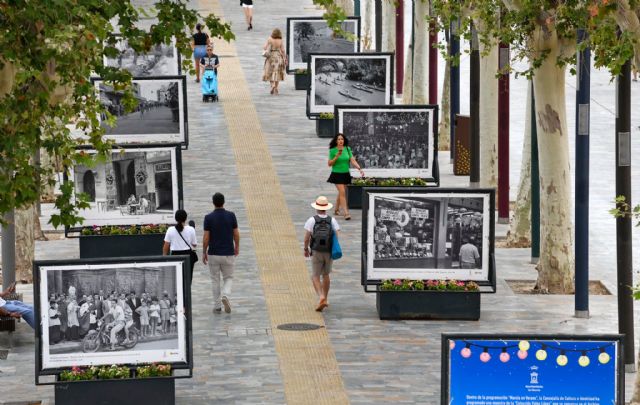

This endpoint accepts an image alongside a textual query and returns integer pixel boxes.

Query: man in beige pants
[203,192,240,314]
[303,196,340,312]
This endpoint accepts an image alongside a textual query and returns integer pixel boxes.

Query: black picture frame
[286,16,361,73]
[64,144,183,235]
[361,187,496,292]
[33,255,194,385]
[85,76,189,147]
[441,333,625,405]
[101,34,182,77]
[306,52,394,118]
[334,104,440,184]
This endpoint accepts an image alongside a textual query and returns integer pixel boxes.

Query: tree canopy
[0,0,234,227]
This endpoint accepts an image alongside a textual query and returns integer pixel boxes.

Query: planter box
[316,118,335,138]
[55,377,175,405]
[79,233,165,259]
[294,73,310,90]
[347,184,363,209]
[376,291,480,320]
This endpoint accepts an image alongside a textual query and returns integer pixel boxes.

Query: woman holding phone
[327,133,364,220]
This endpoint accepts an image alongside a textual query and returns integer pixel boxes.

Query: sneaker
[213,307,222,314]
[221,296,231,313]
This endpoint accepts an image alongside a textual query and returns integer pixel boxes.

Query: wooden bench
[0,292,23,333]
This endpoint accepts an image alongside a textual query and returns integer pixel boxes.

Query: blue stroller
[202,68,219,102]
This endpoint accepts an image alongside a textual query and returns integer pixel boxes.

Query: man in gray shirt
[459,236,480,269]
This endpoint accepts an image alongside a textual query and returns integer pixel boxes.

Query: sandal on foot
[344,214,351,220]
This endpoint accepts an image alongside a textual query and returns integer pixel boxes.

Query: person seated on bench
[0,282,35,329]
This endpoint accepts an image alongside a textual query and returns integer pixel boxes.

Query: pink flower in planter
[393,279,402,286]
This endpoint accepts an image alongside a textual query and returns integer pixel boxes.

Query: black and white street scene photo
[104,38,180,77]
[338,107,433,178]
[96,77,186,144]
[69,148,178,226]
[287,18,359,71]
[37,260,188,369]
[309,54,392,114]
[366,192,491,282]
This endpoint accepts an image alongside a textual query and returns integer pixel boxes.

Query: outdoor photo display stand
[33,255,193,404]
[101,35,182,77]
[64,144,183,236]
[306,52,394,119]
[441,333,624,405]
[334,104,440,184]
[286,16,361,73]
[86,76,189,147]
[361,187,496,320]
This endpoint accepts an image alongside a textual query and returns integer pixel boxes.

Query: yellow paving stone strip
[201,1,350,403]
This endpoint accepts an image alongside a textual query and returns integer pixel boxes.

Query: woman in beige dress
[262,28,287,95]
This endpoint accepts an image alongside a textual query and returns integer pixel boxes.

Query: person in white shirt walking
[303,196,340,312]
[163,209,198,284]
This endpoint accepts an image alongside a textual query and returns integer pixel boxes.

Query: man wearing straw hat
[303,196,340,312]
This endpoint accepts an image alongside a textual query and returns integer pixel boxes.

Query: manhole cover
[0,349,9,360]
[277,323,322,331]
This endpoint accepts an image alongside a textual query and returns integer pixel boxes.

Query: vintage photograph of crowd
[70,147,179,226]
[37,260,188,370]
[287,17,360,72]
[365,191,491,282]
[308,53,392,115]
[103,37,181,77]
[95,77,186,145]
[336,107,434,178]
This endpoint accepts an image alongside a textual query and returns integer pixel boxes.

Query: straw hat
[311,196,333,211]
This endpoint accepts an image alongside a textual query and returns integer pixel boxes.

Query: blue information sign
[443,335,623,405]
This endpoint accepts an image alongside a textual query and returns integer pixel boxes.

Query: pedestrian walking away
[304,196,340,312]
[163,209,198,285]
[191,23,211,83]
[203,192,240,314]
[262,28,287,95]
[327,133,364,221]
[240,0,254,30]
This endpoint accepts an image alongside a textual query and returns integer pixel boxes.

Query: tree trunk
[361,0,375,50]
[439,58,451,151]
[382,0,396,53]
[402,44,414,104]
[15,205,36,283]
[531,31,574,293]
[506,81,532,247]
[411,0,429,104]
[335,0,354,15]
[478,36,499,189]
[632,356,640,404]
[0,60,16,97]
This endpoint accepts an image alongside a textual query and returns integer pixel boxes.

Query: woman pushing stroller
[200,45,220,102]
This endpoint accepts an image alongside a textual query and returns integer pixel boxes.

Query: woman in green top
[327,133,364,220]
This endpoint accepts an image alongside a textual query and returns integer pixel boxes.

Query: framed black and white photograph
[362,188,495,285]
[335,105,438,180]
[68,146,181,227]
[104,36,181,77]
[93,76,188,145]
[34,256,192,373]
[307,53,393,116]
[286,17,360,73]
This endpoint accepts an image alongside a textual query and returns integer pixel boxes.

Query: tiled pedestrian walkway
[2,0,640,403]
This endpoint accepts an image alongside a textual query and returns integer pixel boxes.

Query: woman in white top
[163,209,198,283]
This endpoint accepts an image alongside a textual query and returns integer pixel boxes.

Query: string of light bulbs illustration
[450,340,613,367]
